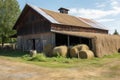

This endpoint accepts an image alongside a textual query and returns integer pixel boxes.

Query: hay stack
[43,44,53,57]
[79,44,89,51]
[79,50,94,59]
[70,47,78,57]
[53,45,68,57]
[118,48,120,53]
[70,44,89,58]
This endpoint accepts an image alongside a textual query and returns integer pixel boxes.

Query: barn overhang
[51,30,96,39]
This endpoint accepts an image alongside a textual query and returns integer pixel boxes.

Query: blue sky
[17,0,120,34]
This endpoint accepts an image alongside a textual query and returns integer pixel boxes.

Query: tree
[0,0,20,48]
[113,29,119,35]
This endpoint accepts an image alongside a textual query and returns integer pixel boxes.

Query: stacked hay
[70,44,89,58]
[43,44,53,57]
[53,45,68,57]
[79,50,94,59]
[95,35,120,57]
[118,48,120,53]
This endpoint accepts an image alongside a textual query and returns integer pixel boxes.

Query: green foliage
[1,50,120,68]
[113,29,119,35]
[29,54,47,62]
[0,0,20,46]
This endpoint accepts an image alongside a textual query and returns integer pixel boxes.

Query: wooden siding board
[51,24,108,34]
[17,8,51,36]
[17,32,54,51]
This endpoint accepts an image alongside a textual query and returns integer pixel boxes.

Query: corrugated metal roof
[28,4,107,30]
[22,4,107,30]
[79,17,106,30]
[28,4,59,24]
[41,8,93,28]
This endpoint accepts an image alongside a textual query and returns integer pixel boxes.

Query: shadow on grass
[0,49,28,57]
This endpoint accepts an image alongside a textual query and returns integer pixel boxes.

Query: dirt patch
[0,58,119,80]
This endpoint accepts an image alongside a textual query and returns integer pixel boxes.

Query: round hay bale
[118,48,120,53]
[43,44,53,57]
[53,45,68,57]
[79,44,89,51]
[70,44,89,58]
[79,50,94,59]
[70,47,79,58]
[67,46,73,57]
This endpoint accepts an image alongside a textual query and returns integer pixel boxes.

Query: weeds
[0,50,120,68]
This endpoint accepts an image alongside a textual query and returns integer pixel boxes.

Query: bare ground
[0,58,120,80]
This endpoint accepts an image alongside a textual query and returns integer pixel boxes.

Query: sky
[17,0,120,34]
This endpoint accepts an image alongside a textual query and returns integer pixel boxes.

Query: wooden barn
[13,4,120,57]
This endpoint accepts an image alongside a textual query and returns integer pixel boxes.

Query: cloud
[96,3,106,8]
[69,0,120,20]
[97,18,115,22]
[110,0,120,9]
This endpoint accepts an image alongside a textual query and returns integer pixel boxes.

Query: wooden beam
[67,35,70,46]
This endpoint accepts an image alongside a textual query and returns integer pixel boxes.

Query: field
[0,50,120,80]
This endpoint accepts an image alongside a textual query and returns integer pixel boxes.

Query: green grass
[0,50,120,68]
[1,50,120,80]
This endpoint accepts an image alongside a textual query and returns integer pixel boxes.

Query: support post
[67,35,70,46]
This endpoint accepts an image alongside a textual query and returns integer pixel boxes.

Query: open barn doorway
[69,36,92,50]
[55,33,68,46]
[55,33,92,50]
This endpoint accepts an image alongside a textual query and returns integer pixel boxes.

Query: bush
[22,54,31,60]
[29,53,47,62]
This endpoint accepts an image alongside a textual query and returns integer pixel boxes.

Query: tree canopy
[0,0,20,47]
[113,29,119,35]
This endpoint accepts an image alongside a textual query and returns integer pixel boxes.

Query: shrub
[29,53,47,62]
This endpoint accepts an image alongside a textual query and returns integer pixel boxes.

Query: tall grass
[0,50,120,68]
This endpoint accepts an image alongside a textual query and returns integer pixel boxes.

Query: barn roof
[13,4,107,30]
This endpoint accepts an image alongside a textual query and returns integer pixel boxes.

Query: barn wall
[17,8,51,36]
[51,24,108,34]
[16,32,55,52]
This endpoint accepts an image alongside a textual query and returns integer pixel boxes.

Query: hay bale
[70,47,79,58]
[79,50,94,59]
[118,48,120,53]
[53,45,68,57]
[79,44,89,51]
[43,44,53,57]
[70,44,89,58]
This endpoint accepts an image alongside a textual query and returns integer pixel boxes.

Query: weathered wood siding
[51,24,108,34]
[17,8,51,36]
[17,32,55,52]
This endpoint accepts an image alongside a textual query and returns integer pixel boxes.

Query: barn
[13,4,120,57]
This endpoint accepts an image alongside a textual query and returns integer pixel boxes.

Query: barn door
[32,39,36,50]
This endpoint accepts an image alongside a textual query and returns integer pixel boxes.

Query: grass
[0,50,120,68]
[0,50,120,80]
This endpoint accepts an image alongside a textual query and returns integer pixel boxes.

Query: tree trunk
[1,34,5,49]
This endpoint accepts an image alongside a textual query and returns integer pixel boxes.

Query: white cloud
[110,0,120,9]
[69,0,120,20]
[97,18,115,22]
[96,3,106,8]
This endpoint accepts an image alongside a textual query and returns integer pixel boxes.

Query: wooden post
[67,35,70,46]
